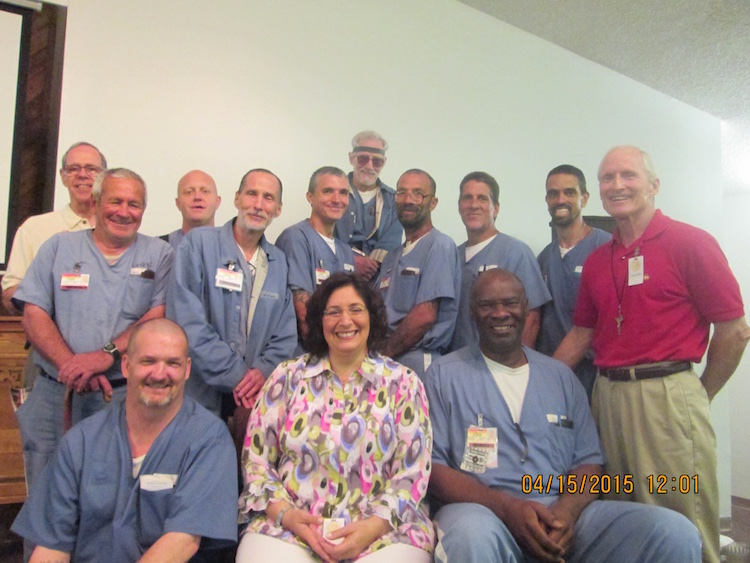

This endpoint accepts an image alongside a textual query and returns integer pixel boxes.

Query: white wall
[52,0,738,510]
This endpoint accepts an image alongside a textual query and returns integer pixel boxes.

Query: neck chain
[610,244,640,335]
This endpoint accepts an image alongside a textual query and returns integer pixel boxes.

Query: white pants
[236,532,432,563]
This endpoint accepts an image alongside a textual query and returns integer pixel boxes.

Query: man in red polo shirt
[555,145,749,563]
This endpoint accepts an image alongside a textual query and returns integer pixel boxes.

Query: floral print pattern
[239,353,435,558]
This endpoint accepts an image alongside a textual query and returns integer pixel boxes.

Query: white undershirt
[318,232,337,254]
[482,353,530,424]
[559,244,574,258]
[132,454,146,478]
[403,231,429,256]
[359,188,377,204]
[465,234,498,262]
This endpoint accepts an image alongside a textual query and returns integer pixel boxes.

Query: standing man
[555,146,749,563]
[162,169,222,250]
[450,171,550,352]
[167,168,297,419]
[2,142,105,314]
[537,165,611,400]
[276,166,354,348]
[12,318,238,562]
[12,168,173,492]
[335,130,403,281]
[426,269,700,563]
[375,169,460,380]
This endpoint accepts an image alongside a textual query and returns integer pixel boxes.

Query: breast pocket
[391,274,420,315]
[545,425,575,473]
[137,487,174,548]
[122,276,154,319]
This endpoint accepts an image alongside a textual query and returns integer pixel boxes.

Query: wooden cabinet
[0,317,27,503]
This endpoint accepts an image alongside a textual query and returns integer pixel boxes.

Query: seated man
[425,269,701,563]
[12,318,238,562]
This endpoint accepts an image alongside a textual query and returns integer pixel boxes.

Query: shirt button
[236,305,241,310]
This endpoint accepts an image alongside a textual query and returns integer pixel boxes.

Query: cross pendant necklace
[615,304,624,335]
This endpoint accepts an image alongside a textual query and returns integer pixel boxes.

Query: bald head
[176,170,221,230]
[128,318,188,358]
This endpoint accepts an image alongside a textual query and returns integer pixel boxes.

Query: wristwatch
[102,341,121,363]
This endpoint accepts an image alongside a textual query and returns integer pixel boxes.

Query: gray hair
[60,142,107,169]
[351,130,388,152]
[607,145,659,182]
[93,168,147,207]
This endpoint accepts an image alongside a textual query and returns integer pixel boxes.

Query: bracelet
[275,506,292,528]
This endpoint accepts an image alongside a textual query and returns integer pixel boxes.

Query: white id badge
[215,268,244,291]
[379,276,391,289]
[628,256,644,286]
[460,425,498,473]
[60,273,90,290]
[323,518,346,545]
[315,267,330,285]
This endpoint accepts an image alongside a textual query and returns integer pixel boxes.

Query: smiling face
[598,147,659,223]
[175,170,221,228]
[95,176,146,246]
[123,323,191,410]
[395,172,436,230]
[545,173,588,227]
[307,173,349,226]
[60,144,105,207]
[459,180,499,237]
[471,270,528,366]
[234,171,282,234]
[349,137,386,192]
[322,285,371,360]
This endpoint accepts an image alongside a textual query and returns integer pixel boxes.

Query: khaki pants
[592,370,718,563]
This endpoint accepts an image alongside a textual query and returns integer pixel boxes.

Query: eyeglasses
[355,154,385,169]
[63,165,103,177]
[323,305,367,319]
[395,190,431,204]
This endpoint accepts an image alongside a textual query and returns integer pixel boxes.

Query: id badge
[315,267,330,286]
[460,425,498,473]
[215,267,243,291]
[628,256,644,286]
[60,273,89,290]
[379,276,391,290]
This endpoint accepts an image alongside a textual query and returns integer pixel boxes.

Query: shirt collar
[301,354,384,387]
[611,209,669,247]
[61,204,89,229]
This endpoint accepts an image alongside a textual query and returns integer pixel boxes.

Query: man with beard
[276,166,355,350]
[162,169,222,250]
[12,168,173,494]
[450,171,550,352]
[12,318,238,562]
[537,165,611,400]
[426,269,700,563]
[3,142,105,315]
[335,131,403,281]
[167,168,297,418]
[374,169,460,380]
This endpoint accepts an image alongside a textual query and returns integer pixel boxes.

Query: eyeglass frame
[62,165,104,177]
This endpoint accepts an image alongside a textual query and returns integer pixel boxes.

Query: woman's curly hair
[303,272,388,358]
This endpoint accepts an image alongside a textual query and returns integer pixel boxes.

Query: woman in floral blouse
[237,272,434,562]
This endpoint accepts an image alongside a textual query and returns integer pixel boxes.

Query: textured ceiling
[458,0,750,191]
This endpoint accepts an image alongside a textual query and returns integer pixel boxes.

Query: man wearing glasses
[2,142,106,315]
[334,130,403,281]
[375,169,460,380]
